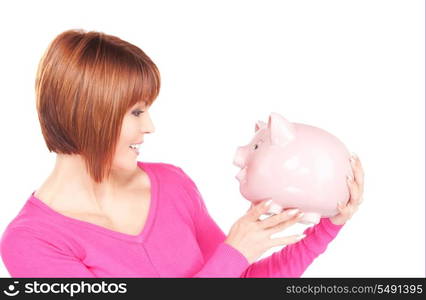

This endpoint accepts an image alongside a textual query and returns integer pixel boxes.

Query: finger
[338,194,359,216]
[269,233,306,247]
[346,175,361,205]
[337,200,346,212]
[246,199,271,221]
[266,212,305,235]
[337,201,351,215]
[259,208,300,229]
[347,155,364,206]
[347,174,365,209]
[335,204,352,222]
[350,154,364,189]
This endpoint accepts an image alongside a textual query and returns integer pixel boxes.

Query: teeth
[129,144,141,150]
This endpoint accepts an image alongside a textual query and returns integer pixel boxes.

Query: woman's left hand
[330,153,365,226]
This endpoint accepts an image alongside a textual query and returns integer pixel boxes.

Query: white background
[0,0,424,277]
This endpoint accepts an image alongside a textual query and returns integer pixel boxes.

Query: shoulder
[0,222,87,277]
[1,218,67,248]
[0,202,76,259]
[140,161,202,205]
[139,161,193,183]
[0,224,63,262]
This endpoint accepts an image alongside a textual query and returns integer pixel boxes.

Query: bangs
[126,53,160,109]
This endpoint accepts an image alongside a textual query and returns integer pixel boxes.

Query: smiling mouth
[129,147,139,155]
[129,142,143,155]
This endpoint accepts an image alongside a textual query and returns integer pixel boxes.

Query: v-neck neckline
[28,161,157,243]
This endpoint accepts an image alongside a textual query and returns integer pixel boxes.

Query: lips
[129,145,140,155]
[129,141,144,148]
[129,141,144,154]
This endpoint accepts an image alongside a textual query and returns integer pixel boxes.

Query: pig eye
[252,139,263,150]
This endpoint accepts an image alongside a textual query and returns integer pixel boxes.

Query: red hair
[35,29,161,183]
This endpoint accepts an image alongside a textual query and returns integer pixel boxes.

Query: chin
[112,157,139,172]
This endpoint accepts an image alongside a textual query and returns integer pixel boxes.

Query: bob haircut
[35,29,160,183]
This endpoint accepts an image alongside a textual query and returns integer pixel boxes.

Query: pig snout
[233,146,249,182]
[233,146,247,168]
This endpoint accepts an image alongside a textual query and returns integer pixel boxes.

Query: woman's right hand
[224,199,306,264]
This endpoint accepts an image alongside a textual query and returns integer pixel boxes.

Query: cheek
[246,150,275,181]
[119,120,135,142]
[115,136,128,152]
[246,150,262,168]
[113,136,132,158]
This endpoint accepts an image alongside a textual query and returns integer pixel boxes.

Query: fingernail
[297,212,304,218]
[264,199,272,207]
[287,208,299,216]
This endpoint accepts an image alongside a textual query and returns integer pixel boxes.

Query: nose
[233,146,246,168]
[142,111,155,134]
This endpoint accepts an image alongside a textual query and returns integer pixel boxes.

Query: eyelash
[132,110,144,117]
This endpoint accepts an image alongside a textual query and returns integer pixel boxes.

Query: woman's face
[112,101,155,172]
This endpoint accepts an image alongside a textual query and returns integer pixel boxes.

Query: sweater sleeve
[0,227,96,278]
[240,217,344,277]
[176,166,344,278]
[177,167,250,277]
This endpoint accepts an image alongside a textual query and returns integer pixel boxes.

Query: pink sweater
[0,161,344,278]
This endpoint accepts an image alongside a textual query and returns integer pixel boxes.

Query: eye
[132,110,144,117]
[252,139,264,150]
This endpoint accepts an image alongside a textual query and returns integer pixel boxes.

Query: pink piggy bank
[233,112,353,225]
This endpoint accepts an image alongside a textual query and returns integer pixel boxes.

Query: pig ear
[255,120,267,132]
[267,112,295,146]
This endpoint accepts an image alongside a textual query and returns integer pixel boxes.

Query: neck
[37,154,139,214]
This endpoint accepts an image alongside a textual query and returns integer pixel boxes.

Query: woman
[0,29,364,278]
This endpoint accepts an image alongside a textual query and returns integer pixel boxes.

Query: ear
[267,112,295,146]
[255,120,267,132]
